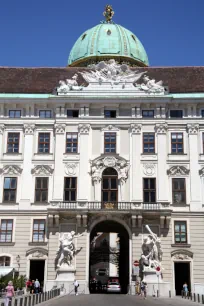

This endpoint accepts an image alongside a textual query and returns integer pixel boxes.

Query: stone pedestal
[142,267,170,297]
[56,266,76,282]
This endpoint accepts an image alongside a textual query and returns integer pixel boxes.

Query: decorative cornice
[24,124,35,135]
[0,124,5,134]
[155,123,168,134]
[129,124,142,134]
[0,165,22,175]
[167,166,190,176]
[31,165,54,175]
[54,124,66,134]
[187,123,199,134]
[78,124,90,134]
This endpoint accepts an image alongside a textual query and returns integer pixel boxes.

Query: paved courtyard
[42,294,201,306]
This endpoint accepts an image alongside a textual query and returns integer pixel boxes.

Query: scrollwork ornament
[187,123,199,134]
[143,164,156,176]
[155,123,168,134]
[130,124,142,134]
[65,163,77,176]
[24,124,35,135]
[78,124,90,134]
[54,124,66,134]
[0,125,5,134]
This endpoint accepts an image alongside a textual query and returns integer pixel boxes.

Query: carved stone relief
[65,163,77,176]
[31,165,54,175]
[155,123,168,134]
[167,166,190,176]
[143,164,156,176]
[0,165,22,175]
[0,125,5,134]
[54,124,66,134]
[171,250,193,261]
[129,124,142,134]
[78,124,90,134]
[187,123,199,134]
[24,124,35,135]
[101,125,119,131]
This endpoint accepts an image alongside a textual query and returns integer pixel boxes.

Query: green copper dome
[68,23,149,67]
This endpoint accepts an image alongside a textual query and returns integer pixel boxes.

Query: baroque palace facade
[0,5,204,296]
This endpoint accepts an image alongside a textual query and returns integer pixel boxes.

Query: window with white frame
[32,219,46,242]
[9,110,21,118]
[39,110,52,118]
[3,178,17,202]
[174,221,187,244]
[0,220,13,242]
[7,133,20,153]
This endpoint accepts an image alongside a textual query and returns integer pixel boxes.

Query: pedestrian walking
[34,279,40,294]
[73,279,79,296]
[141,281,147,299]
[183,282,188,297]
[4,281,15,306]
[26,279,32,294]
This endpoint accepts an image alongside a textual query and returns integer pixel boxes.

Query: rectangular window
[9,110,21,118]
[172,178,186,204]
[171,133,183,154]
[7,133,20,153]
[170,110,183,118]
[35,178,48,202]
[3,178,17,202]
[174,221,187,244]
[0,220,13,243]
[32,220,45,242]
[143,133,155,153]
[66,133,78,153]
[104,110,116,118]
[203,133,204,153]
[201,110,204,118]
[143,178,156,203]
[67,110,79,118]
[39,110,52,118]
[64,177,77,201]
[142,110,154,118]
[104,132,116,153]
[38,133,50,153]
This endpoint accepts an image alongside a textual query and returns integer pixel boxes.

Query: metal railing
[51,201,170,211]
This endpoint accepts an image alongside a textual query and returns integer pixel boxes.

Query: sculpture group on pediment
[167,166,190,176]
[0,165,22,175]
[31,165,54,175]
[57,74,84,93]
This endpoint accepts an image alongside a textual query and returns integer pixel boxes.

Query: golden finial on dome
[103,5,114,23]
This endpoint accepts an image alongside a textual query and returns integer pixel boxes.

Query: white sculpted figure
[91,160,103,183]
[138,75,164,93]
[141,225,163,269]
[56,231,83,268]
[57,74,83,93]
[80,59,146,87]
[118,161,129,184]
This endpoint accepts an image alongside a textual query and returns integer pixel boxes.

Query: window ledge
[0,242,15,246]
[1,202,18,205]
[34,153,53,156]
[28,242,47,246]
[168,153,187,156]
[31,202,49,206]
[141,153,157,155]
[3,153,22,155]
[63,153,79,155]
[171,244,191,248]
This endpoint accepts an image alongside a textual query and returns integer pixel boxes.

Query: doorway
[89,220,129,294]
[102,168,118,204]
[29,260,45,288]
[174,262,191,295]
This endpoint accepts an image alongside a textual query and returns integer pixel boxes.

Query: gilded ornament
[103,5,114,23]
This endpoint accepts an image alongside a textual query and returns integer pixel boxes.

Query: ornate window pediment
[101,125,120,131]
[167,166,190,176]
[171,249,193,260]
[0,165,22,175]
[31,165,54,176]
[26,247,48,257]
[90,155,129,183]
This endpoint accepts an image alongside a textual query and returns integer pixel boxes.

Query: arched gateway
[89,219,131,294]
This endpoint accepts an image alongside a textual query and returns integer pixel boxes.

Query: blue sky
[0,0,203,67]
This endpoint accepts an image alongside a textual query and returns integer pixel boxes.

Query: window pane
[111,179,117,189]
[144,179,149,189]
[10,190,16,201]
[144,192,149,203]
[39,222,45,230]
[10,178,16,189]
[42,178,48,189]
[103,179,109,189]
[4,178,11,189]
[71,191,76,201]
[64,191,70,201]
[3,191,9,201]
[103,192,108,201]
[150,179,155,189]
[41,191,47,202]
[65,178,70,189]
[110,191,117,201]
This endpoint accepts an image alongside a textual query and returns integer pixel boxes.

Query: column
[20,124,35,207]
[187,124,202,209]
[78,124,91,202]
[53,124,66,201]
[130,124,142,201]
[155,123,169,202]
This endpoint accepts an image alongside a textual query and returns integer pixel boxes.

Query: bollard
[194,293,196,302]
[36,294,39,305]
[191,293,193,300]
[39,294,41,304]
[188,292,190,299]
[32,294,35,306]
[44,292,47,301]
[42,293,44,302]
[169,290,171,298]
[198,294,200,303]
[182,290,184,298]
[28,296,31,306]
[24,296,28,306]
[202,295,204,304]
[14,298,18,306]
[20,297,23,306]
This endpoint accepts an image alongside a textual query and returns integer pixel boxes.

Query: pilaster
[78,124,91,201]
[155,123,168,202]
[130,124,142,201]
[0,125,5,159]
[187,124,202,209]
[53,124,66,201]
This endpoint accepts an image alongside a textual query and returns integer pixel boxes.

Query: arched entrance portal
[89,220,129,294]
[102,168,118,203]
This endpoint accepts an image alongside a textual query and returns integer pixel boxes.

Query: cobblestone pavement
[42,294,201,306]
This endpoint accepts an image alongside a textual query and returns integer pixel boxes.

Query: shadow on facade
[89,220,129,294]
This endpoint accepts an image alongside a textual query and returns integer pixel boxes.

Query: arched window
[0,256,11,266]
[102,167,118,202]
